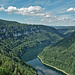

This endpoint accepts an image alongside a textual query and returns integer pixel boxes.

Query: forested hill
[38,31,75,75]
[0,19,64,58]
[0,49,38,75]
[0,19,64,75]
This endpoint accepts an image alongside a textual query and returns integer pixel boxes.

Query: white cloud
[0,6,53,19]
[0,7,4,11]
[41,19,45,21]
[1,6,45,16]
[45,15,51,18]
[36,13,45,16]
[58,17,69,21]
[40,14,75,26]
[67,7,75,12]
[25,19,27,20]
[71,19,75,22]
[0,6,75,26]
[5,6,18,12]
[28,6,44,12]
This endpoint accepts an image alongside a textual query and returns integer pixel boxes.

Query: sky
[0,0,75,26]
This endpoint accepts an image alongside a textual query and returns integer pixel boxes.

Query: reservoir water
[27,58,65,75]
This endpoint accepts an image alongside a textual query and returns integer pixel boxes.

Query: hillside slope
[38,31,75,75]
[0,19,64,58]
[0,19,65,75]
[0,49,38,75]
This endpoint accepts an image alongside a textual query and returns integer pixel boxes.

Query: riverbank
[37,56,70,75]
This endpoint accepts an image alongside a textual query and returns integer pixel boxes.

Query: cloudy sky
[0,0,75,26]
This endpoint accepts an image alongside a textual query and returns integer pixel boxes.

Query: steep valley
[0,19,64,75]
[38,31,75,75]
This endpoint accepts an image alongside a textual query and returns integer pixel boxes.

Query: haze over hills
[54,26,75,37]
[38,31,75,75]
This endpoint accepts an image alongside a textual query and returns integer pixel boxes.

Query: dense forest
[0,19,64,59]
[0,49,38,75]
[0,19,65,75]
[38,31,75,75]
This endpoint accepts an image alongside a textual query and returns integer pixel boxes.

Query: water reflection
[27,58,64,75]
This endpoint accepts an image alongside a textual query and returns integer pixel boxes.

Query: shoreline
[37,56,69,75]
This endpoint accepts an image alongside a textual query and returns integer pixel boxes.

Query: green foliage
[0,19,64,75]
[0,19,63,58]
[0,49,38,75]
[0,60,2,65]
[0,68,13,75]
[38,31,75,75]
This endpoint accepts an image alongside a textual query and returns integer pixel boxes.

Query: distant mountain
[54,26,75,36]
[0,19,64,58]
[38,31,75,75]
